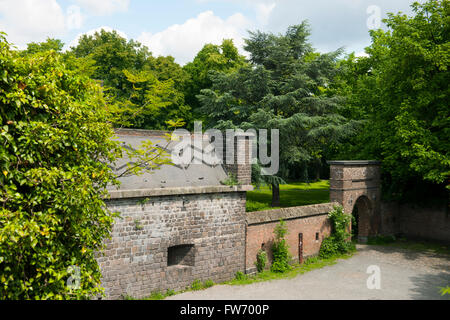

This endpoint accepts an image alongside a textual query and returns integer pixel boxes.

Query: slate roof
[107,129,229,191]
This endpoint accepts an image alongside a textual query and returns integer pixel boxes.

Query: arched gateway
[328,161,382,243]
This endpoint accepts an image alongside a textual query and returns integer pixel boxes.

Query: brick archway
[327,161,382,243]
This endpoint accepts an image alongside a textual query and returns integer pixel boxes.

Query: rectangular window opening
[167,244,195,267]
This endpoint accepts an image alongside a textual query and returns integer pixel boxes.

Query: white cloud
[0,0,66,48]
[67,26,128,50]
[255,2,276,25]
[67,5,83,30]
[261,0,421,53]
[74,0,129,16]
[137,11,251,65]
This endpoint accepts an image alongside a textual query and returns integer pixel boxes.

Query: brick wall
[380,201,450,242]
[97,190,247,299]
[245,203,336,274]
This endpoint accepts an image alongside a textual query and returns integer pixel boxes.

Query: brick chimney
[224,132,253,185]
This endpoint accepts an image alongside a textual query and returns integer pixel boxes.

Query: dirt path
[167,245,450,300]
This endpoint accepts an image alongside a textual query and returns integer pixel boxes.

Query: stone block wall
[97,189,247,299]
[245,203,336,274]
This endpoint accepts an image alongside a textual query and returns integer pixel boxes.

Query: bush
[319,206,355,259]
[234,271,247,281]
[255,249,268,273]
[0,34,122,299]
[270,219,291,273]
[190,279,203,291]
[203,280,214,288]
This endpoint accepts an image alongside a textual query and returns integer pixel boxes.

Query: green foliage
[255,249,268,273]
[335,0,450,200]
[440,286,450,296]
[190,279,203,291]
[246,200,276,212]
[0,32,169,299]
[319,206,355,259]
[246,180,330,212]
[108,68,190,130]
[70,29,191,130]
[117,137,172,178]
[203,279,214,289]
[183,39,247,122]
[133,219,144,231]
[0,33,122,299]
[220,173,240,186]
[23,38,64,55]
[70,29,151,99]
[227,251,354,286]
[234,271,247,281]
[197,23,359,190]
[189,279,214,291]
[271,220,291,273]
[165,288,176,296]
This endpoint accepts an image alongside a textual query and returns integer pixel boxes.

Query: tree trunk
[271,183,280,207]
[315,158,321,181]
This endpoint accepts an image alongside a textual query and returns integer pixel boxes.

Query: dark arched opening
[352,196,373,243]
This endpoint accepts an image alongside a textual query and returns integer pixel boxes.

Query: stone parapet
[107,185,254,199]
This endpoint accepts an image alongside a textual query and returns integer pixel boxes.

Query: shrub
[165,289,176,297]
[319,206,355,259]
[191,279,203,291]
[255,249,268,273]
[270,219,291,273]
[440,286,450,296]
[0,34,123,299]
[203,280,214,288]
[234,271,247,281]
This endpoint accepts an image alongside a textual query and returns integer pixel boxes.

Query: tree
[183,39,247,122]
[23,38,64,55]
[252,163,286,207]
[108,69,190,130]
[336,0,450,201]
[0,33,169,299]
[146,55,189,92]
[70,29,151,99]
[70,30,191,130]
[197,23,359,199]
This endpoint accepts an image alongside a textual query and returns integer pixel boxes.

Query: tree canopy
[183,39,247,122]
[198,22,359,179]
[0,33,122,299]
[335,0,450,200]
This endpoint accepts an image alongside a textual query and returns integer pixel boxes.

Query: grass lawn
[246,180,330,212]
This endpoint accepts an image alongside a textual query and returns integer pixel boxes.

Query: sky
[0,0,422,65]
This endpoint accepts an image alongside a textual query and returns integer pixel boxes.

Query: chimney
[224,132,253,186]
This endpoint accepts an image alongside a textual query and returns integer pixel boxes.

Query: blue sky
[0,0,421,65]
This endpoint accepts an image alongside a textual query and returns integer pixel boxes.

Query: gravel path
[167,245,450,300]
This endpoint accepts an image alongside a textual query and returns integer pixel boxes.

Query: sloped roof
[107,129,229,191]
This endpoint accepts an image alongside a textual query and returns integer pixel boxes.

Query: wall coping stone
[106,185,254,199]
[327,160,381,166]
[246,202,340,225]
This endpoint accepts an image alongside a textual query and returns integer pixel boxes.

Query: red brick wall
[245,203,334,274]
[397,203,450,242]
